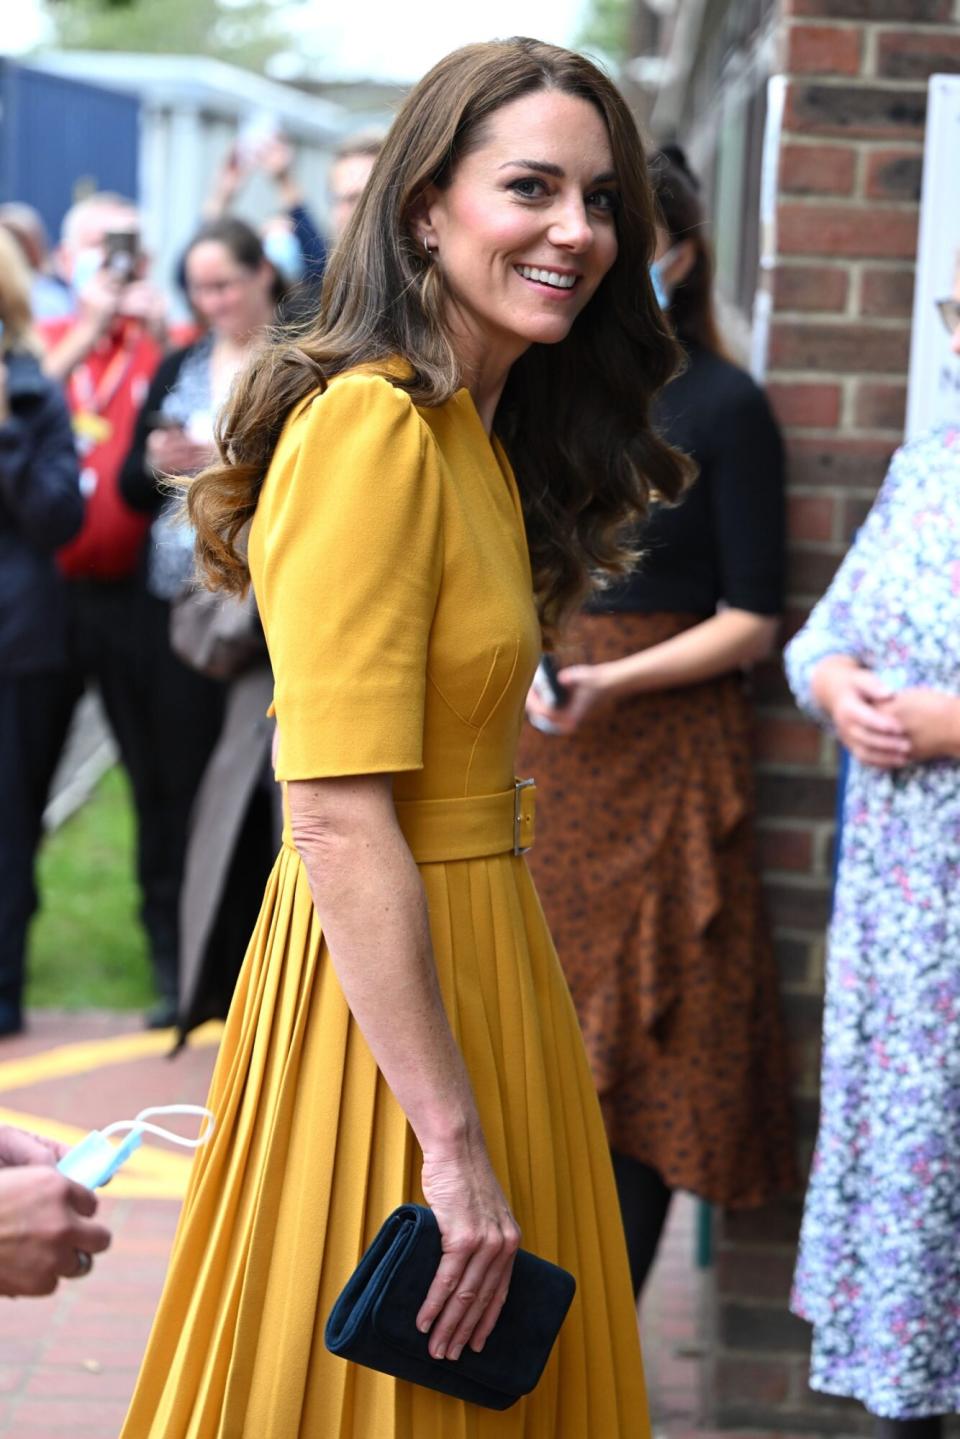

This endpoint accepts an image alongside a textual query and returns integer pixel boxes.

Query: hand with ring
[0,1142,112,1297]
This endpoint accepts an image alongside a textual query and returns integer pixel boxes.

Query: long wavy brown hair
[188,37,690,635]
[0,226,39,354]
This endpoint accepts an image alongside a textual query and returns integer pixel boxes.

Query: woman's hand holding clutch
[416,1138,521,1363]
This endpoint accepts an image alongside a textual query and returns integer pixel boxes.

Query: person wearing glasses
[519,146,797,1296]
[785,264,960,1436]
[119,217,285,1029]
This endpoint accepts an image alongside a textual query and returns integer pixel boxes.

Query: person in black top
[518,145,797,1295]
[0,226,83,1036]
[598,337,785,622]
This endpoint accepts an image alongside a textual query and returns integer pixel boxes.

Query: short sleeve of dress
[249,373,443,781]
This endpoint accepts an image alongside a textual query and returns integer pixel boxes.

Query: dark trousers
[0,671,71,1016]
[611,1149,674,1298]
[0,578,224,1009]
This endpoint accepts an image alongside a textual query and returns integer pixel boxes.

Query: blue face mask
[649,260,670,310]
[71,246,105,296]
[649,244,682,310]
[262,227,305,284]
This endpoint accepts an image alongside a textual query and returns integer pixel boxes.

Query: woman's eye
[587,189,619,213]
[509,178,547,199]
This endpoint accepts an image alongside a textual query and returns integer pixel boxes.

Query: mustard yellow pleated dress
[120,370,649,1439]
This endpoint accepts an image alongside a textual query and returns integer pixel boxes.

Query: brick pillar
[709,2,960,1429]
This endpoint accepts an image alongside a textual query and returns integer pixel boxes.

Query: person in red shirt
[43,195,166,580]
[37,194,224,1029]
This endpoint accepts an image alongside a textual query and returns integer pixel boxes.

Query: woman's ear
[408,186,440,253]
[665,238,697,287]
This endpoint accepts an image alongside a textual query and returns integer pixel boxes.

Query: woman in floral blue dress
[785,290,960,1438]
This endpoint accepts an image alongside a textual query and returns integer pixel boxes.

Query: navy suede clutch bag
[324,1204,576,1410]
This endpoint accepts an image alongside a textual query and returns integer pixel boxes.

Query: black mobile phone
[538,654,570,708]
[104,230,139,284]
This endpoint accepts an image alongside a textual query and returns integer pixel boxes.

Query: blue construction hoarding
[0,59,139,244]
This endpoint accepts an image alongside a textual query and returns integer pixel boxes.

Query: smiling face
[415,89,619,380]
[185,240,274,342]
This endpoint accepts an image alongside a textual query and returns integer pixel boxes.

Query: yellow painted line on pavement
[0,1023,224,1200]
[0,1021,223,1095]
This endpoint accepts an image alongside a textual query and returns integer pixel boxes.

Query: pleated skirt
[119,840,649,1438]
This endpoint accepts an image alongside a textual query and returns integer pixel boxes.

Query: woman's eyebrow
[498,159,618,184]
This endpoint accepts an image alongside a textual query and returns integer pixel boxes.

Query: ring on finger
[72,1250,93,1279]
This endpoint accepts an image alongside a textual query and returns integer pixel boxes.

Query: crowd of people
[0,32,958,1439]
[0,129,382,1033]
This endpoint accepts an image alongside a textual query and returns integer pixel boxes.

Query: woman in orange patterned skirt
[518,146,798,1295]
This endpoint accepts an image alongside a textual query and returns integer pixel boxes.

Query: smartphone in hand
[529,656,570,736]
[536,655,570,709]
[103,230,140,284]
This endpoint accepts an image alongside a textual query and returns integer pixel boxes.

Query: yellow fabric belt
[395,780,536,863]
[282,780,536,865]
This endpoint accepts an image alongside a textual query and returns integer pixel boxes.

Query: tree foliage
[41,0,309,72]
[576,0,632,62]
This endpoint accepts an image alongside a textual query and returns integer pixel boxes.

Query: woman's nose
[548,199,593,252]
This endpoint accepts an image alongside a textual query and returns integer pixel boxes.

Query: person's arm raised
[287,773,520,1361]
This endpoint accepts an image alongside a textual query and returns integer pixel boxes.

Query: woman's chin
[513,315,579,348]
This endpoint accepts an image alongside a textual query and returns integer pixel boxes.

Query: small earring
[423,236,434,258]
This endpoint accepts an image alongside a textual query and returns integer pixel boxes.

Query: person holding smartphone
[26,194,188,1026]
[519,146,798,1296]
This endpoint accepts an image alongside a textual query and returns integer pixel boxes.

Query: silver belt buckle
[513,777,534,856]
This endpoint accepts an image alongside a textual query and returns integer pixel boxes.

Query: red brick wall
[710,1,960,1428]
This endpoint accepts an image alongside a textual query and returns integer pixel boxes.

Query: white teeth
[517,265,577,290]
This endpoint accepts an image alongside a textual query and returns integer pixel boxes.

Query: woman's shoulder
[684,344,771,413]
[895,424,960,467]
[879,425,960,501]
[286,366,425,444]
[266,365,437,514]
[4,349,68,419]
[666,345,775,442]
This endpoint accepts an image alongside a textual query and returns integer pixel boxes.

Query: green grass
[27,766,155,1010]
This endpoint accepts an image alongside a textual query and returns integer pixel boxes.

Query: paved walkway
[0,1011,805,1438]
[0,1013,219,1437]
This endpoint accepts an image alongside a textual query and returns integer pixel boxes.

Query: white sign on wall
[906,74,960,440]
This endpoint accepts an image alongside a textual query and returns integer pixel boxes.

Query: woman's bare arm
[603,608,778,695]
[527,608,779,735]
[287,774,519,1360]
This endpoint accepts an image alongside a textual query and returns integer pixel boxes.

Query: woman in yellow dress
[120,38,690,1438]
